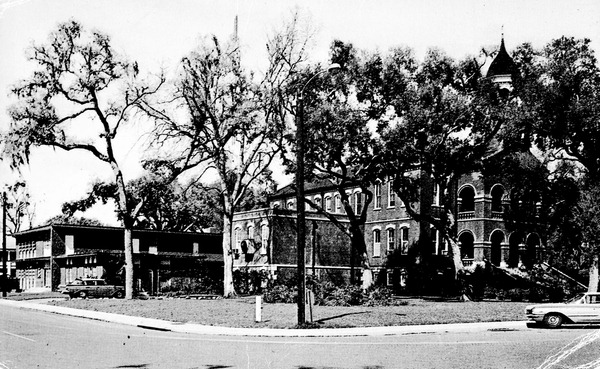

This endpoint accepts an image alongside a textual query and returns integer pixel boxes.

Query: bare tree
[3,180,35,233]
[3,20,164,298]
[140,14,311,297]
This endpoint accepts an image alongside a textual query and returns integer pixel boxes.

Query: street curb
[0,299,529,337]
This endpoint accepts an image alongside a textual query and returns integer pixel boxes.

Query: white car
[526,292,600,328]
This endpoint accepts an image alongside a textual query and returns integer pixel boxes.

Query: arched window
[247,225,254,240]
[325,196,332,212]
[314,196,322,209]
[335,195,342,213]
[260,224,269,255]
[234,227,242,259]
[491,185,504,212]
[374,182,382,209]
[459,186,475,212]
[373,229,381,257]
[287,200,295,210]
[354,192,363,214]
[490,230,505,266]
[458,231,474,259]
[387,228,395,251]
[388,181,396,207]
[400,227,409,254]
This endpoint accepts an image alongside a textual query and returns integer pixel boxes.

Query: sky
[1,0,599,228]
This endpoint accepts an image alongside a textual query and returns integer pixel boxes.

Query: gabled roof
[486,38,517,78]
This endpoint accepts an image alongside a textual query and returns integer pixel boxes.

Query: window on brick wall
[373,229,381,257]
[431,227,439,255]
[314,196,322,210]
[388,181,396,208]
[325,196,332,212]
[234,228,242,259]
[400,227,409,255]
[387,228,395,251]
[335,195,342,213]
[260,225,269,255]
[354,192,362,215]
[433,183,441,206]
[247,225,254,241]
[400,269,407,287]
[374,182,382,209]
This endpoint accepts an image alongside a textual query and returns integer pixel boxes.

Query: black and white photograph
[1,0,600,368]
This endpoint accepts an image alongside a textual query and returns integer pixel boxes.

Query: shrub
[364,286,408,306]
[507,288,530,302]
[233,268,270,295]
[262,277,406,306]
[263,284,296,303]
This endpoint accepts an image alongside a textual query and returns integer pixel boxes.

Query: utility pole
[2,192,7,297]
[295,64,340,325]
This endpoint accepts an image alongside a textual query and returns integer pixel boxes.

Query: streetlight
[296,63,340,325]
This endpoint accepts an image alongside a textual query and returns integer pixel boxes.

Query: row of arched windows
[277,191,366,215]
[233,224,269,259]
[372,226,410,257]
[458,229,541,267]
[458,184,540,215]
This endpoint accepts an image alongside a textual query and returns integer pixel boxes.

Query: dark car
[60,278,125,299]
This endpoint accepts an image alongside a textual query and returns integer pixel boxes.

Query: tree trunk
[360,251,373,291]
[112,162,134,300]
[588,253,599,293]
[350,225,373,290]
[447,237,464,280]
[124,227,134,299]
[222,214,236,297]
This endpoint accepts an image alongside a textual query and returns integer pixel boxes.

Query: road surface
[1,304,599,368]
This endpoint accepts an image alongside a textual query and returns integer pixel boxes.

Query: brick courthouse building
[231,38,546,289]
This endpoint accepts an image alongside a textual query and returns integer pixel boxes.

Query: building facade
[13,224,222,293]
[231,38,546,289]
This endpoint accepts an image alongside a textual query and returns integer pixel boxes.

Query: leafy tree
[290,41,381,288]
[2,21,163,298]
[522,37,600,291]
[129,177,223,232]
[41,214,105,227]
[140,15,307,297]
[62,169,223,232]
[372,47,522,282]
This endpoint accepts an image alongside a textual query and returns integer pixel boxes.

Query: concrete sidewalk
[0,298,528,337]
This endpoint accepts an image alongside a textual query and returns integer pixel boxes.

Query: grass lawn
[10,295,532,329]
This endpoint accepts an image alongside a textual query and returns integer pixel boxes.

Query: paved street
[1,305,600,369]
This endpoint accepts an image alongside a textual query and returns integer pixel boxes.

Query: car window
[71,280,83,286]
[590,295,600,304]
[84,280,94,286]
[96,280,106,285]
[567,293,586,303]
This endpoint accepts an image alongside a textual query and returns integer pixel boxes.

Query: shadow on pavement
[315,311,369,323]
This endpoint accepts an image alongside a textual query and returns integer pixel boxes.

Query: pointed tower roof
[486,37,516,78]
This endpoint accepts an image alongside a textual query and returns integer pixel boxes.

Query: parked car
[526,292,600,328]
[60,278,125,299]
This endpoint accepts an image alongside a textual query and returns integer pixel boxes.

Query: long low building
[13,224,223,294]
